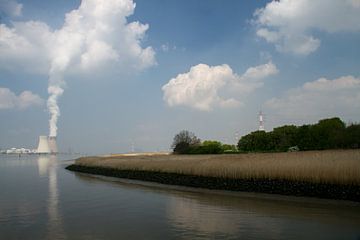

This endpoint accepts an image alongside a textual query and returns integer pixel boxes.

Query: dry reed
[75,149,360,185]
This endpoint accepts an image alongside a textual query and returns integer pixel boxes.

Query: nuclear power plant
[36,136,58,154]
[48,136,58,154]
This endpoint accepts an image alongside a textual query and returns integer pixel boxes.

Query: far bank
[66,149,360,202]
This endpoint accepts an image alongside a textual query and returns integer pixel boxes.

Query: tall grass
[75,150,360,185]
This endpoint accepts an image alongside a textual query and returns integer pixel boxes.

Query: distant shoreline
[66,150,360,202]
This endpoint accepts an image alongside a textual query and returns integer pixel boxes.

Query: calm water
[1,154,360,240]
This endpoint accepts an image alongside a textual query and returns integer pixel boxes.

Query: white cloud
[0,0,22,17]
[0,87,44,109]
[0,0,156,73]
[241,61,278,81]
[0,0,156,137]
[162,62,278,111]
[0,21,52,73]
[265,75,360,119]
[254,0,360,55]
[256,28,280,43]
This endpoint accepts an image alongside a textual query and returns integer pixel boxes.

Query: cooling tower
[48,136,58,154]
[37,136,51,154]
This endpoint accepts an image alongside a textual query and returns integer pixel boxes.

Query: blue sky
[0,0,359,154]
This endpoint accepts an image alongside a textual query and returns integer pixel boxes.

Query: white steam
[47,85,64,137]
[0,0,156,137]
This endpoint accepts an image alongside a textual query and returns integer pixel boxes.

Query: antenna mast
[259,111,265,131]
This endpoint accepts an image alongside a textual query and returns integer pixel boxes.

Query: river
[1,154,360,240]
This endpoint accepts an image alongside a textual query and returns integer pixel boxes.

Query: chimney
[48,136,58,154]
[37,136,51,154]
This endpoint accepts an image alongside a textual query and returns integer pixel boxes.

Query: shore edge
[66,164,360,202]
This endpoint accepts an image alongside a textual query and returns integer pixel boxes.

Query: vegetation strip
[66,164,360,202]
[170,118,360,155]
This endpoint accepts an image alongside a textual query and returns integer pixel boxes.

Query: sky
[0,0,359,154]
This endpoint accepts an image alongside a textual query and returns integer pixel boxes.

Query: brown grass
[74,149,360,185]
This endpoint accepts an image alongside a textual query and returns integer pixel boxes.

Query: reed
[74,149,360,185]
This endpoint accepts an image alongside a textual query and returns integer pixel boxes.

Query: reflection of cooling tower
[37,136,51,154]
[48,136,58,154]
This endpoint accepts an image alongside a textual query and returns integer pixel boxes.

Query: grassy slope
[73,149,360,185]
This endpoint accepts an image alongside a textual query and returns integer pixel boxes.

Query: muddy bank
[66,164,360,202]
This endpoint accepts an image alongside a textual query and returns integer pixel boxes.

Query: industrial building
[36,136,58,154]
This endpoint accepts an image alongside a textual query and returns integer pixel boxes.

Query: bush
[202,141,224,154]
[172,133,237,154]
[222,144,238,153]
[187,141,223,154]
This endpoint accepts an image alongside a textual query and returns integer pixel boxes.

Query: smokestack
[48,136,58,154]
[37,136,51,154]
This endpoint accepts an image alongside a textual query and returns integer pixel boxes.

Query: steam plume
[47,85,64,137]
[47,55,68,137]
[0,0,156,138]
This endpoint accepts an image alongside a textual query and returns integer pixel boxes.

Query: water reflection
[73,173,360,240]
[167,197,240,237]
[37,155,66,240]
[166,194,296,239]
[165,190,360,239]
[0,154,37,167]
[2,154,359,240]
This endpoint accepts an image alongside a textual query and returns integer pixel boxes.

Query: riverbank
[66,150,360,201]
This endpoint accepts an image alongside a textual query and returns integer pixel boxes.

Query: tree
[344,123,360,148]
[237,117,354,152]
[311,117,346,149]
[173,142,191,154]
[172,130,200,154]
[271,125,298,151]
[296,125,312,150]
[237,131,271,152]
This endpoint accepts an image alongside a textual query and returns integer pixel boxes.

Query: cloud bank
[0,0,156,136]
[265,75,360,119]
[254,0,360,55]
[162,62,278,111]
[0,87,43,109]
